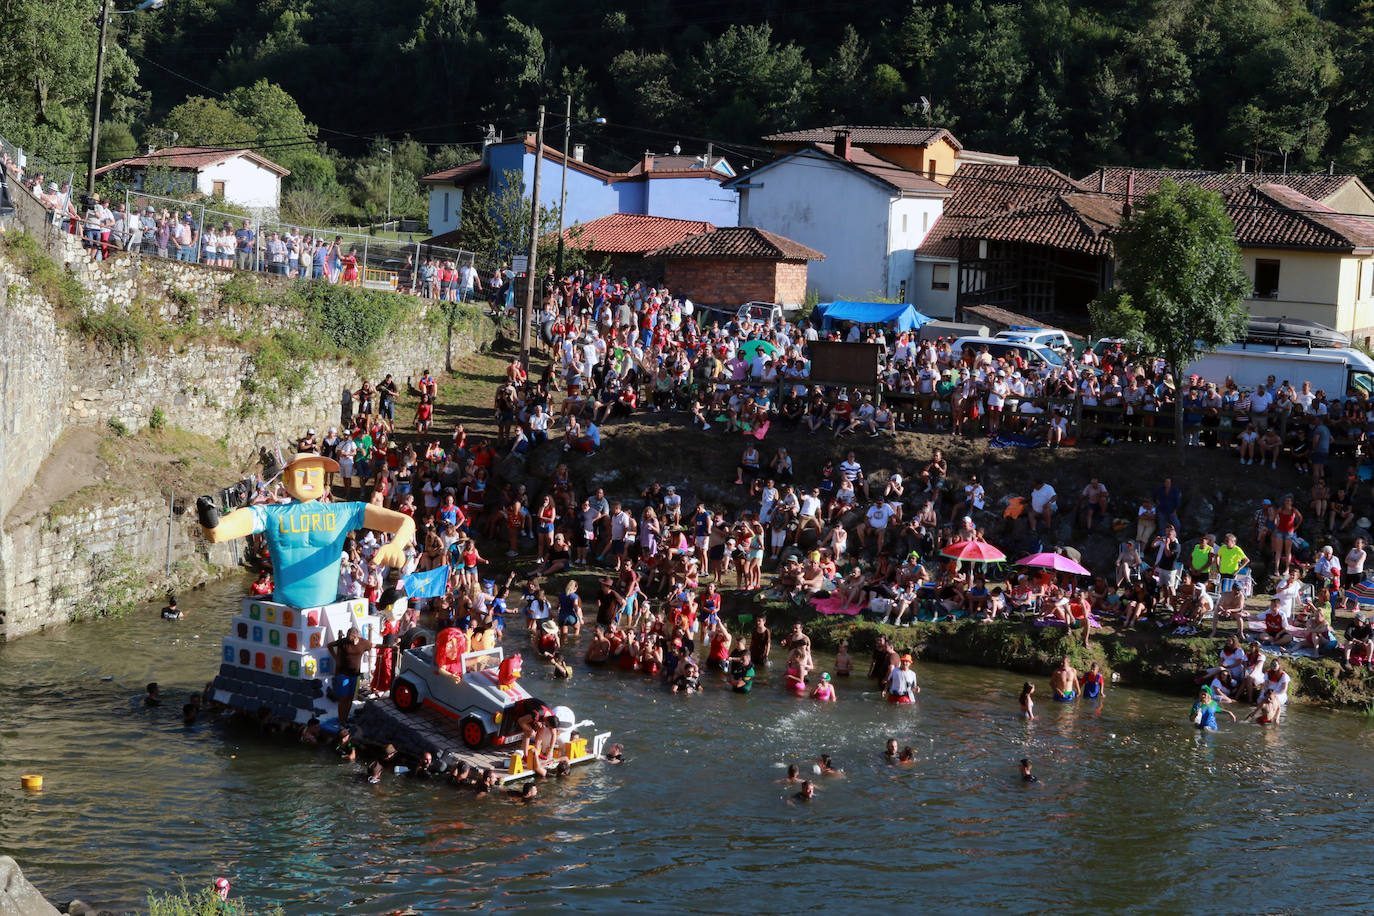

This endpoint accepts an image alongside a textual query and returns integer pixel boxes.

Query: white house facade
[727,145,949,303]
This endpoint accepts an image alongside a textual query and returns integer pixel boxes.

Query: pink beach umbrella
[1016,552,1091,577]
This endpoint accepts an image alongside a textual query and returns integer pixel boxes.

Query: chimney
[1097,169,1105,193]
[835,129,852,161]
[1330,160,1336,176]
[641,152,653,173]
[1123,170,1135,220]
[572,143,585,162]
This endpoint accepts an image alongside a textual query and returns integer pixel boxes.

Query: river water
[2,575,1372,914]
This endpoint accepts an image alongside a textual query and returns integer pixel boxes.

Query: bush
[291,279,411,355]
[107,417,130,437]
[0,230,87,312]
[149,406,166,430]
[147,880,283,916]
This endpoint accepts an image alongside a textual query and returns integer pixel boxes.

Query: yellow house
[762,126,965,185]
[1226,183,1374,343]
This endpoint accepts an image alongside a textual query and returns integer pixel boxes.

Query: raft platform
[351,697,610,783]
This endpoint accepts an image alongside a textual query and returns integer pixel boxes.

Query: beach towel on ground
[989,433,1043,449]
[812,595,861,616]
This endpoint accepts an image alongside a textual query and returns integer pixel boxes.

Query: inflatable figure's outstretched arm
[364,504,416,569]
[197,497,254,543]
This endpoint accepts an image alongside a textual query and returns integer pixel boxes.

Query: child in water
[835,641,853,677]
[1191,686,1237,731]
[1019,682,1036,720]
[1083,662,1105,700]
[811,672,837,701]
[1020,758,1038,783]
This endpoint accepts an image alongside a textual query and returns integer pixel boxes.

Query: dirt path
[5,426,105,526]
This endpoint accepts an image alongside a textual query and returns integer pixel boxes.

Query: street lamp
[381,145,393,228]
[554,94,606,278]
[88,0,168,193]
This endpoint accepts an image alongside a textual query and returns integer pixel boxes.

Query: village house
[930,168,1374,340]
[647,225,825,307]
[94,146,289,213]
[420,136,737,240]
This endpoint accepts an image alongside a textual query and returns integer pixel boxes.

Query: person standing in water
[1191,686,1236,731]
[1083,663,1106,702]
[1050,656,1082,702]
[1019,682,1036,719]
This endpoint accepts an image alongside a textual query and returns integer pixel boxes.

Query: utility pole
[383,145,394,228]
[87,0,112,194]
[520,105,545,371]
[555,93,571,279]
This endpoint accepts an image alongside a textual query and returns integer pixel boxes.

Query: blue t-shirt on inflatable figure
[197,452,415,611]
[248,500,368,608]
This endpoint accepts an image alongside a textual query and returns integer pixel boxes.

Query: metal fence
[122,189,483,295]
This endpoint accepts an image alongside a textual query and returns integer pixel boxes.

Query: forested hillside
[6,0,1374,220]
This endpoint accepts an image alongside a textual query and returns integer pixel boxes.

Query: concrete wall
[643,176,740,226]
[195,156,282,212]
[426,183,463,236]
[913,257,958,318]
[736,152,892,301]
[1240,248,1374,339]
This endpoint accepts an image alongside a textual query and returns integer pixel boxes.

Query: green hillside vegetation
[6,0,1374,227]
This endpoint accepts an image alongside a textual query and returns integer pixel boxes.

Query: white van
[994,325,1073,352]
[953,335,1065,368]
[1186,343,1374,396]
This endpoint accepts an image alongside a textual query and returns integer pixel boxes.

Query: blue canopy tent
[815,300,931,333]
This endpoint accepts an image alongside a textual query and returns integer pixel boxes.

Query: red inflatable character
[498,653,523,694]
[369,619,399,694]
[434,627,468,679]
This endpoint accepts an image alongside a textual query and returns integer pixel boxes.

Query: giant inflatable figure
[197,452,415,608]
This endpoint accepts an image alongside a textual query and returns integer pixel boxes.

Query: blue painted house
[421,136,738,240]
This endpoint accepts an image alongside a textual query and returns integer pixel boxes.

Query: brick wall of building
[774,259,811,306]
[665,258,802,306]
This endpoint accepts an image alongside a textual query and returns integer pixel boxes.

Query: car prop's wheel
[393,680,419,711]
[399,627,433,650]
[459,715,487,749]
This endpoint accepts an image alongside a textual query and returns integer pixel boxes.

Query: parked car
[952,335,1065,368]
[993,325,1073,352]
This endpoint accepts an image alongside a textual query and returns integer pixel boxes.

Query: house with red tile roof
[943,169,1374,339]
[420,136,737,240]
[94,146,289,212]
[647,226,825,307]
[552,212,715,279]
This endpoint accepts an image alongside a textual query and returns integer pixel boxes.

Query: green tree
[685,24,815,139]
[1089,180,1249,392]
[459,169,562,266]
[156,96,255,147]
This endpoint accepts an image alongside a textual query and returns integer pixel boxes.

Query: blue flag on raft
[401,565,449,599]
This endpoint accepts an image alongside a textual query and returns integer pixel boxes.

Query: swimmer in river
[835,641,852,677]
[816,754,844,777]
[160,594,181,619]
[1247,690,1283,725]
[791,780,816,803]
[364,761,383,784]
[1020,758,1038,783]
[1050,656,1082,702]
[784,764,802,783]
[1019,682,1036,720]
[884,739,899,763]
[898,747,915,764]
[604,743,625,764]
[144,682,161,707]
[1192,686,1237,730]
[507,782,539,801]
[811,672,836,701]
[1083,662,1105,701]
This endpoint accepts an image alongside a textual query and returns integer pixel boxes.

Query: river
[1,576,1371,914]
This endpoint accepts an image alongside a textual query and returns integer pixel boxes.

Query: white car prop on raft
[390,627,608,770]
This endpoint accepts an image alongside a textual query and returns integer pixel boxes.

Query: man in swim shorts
[328,626,373,724]
[1050,656,1081,701]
